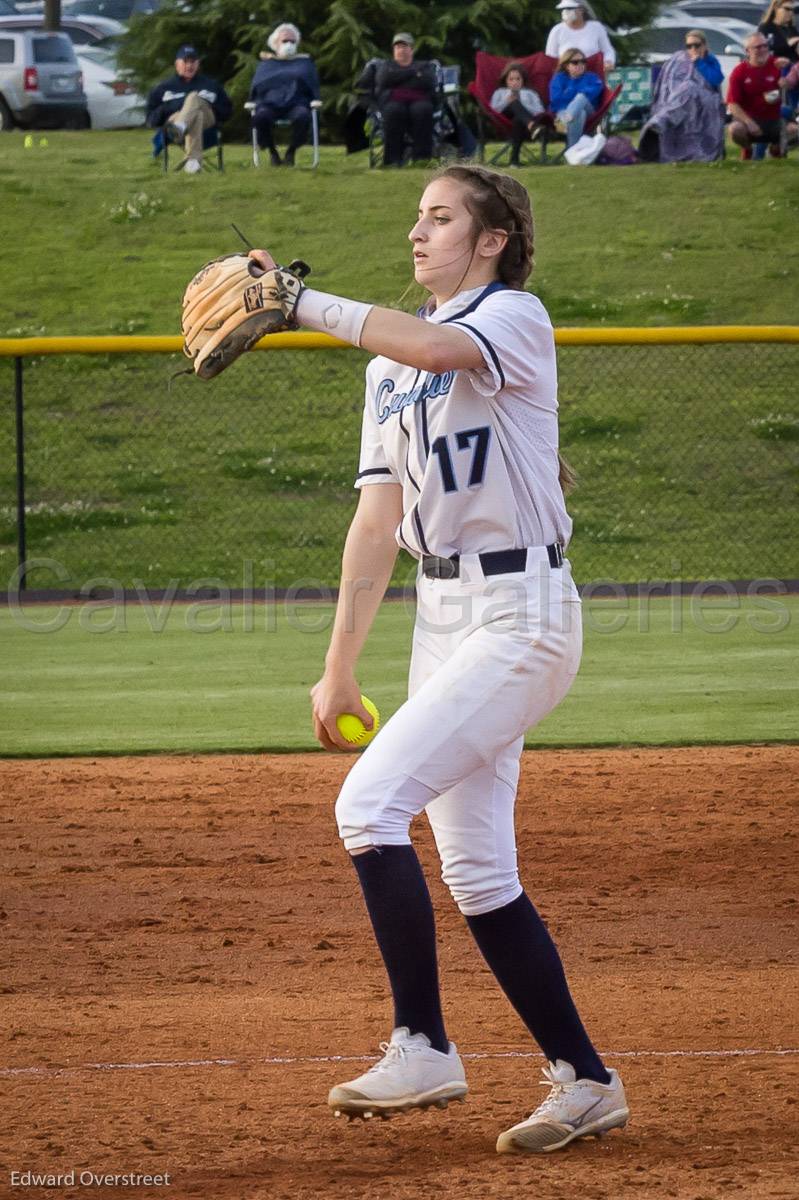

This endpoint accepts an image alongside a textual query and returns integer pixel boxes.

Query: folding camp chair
[364,60,468,168]
[606,64,653,130]
[468,50,621,165]
[152,124,224,173]
[468,51,557,166]
[244,100,322,168]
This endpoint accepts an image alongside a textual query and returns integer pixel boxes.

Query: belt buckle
[424,554,459,580]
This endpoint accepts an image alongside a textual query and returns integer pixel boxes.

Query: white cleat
[183,157,202,175]
[328,1027,468,1121]
[496,1059,629,1154]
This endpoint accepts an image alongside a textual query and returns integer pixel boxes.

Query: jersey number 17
[431,425,491,493]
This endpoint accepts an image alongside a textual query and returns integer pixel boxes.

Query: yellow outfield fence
[2,325,799,358]
[2,328,798,593]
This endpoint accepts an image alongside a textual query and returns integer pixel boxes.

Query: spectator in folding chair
[545,1,616,71]
[249,22,321,167]
[490,62,547,165]
[146,44,232,175]
[549,48,604,148]
[353,32,437,166]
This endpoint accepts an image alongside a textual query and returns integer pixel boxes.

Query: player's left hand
[311,671,374,752]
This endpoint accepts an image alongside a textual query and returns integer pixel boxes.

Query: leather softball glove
[181,253,310,380]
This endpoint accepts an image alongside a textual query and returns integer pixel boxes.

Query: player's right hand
[310,670,375,752]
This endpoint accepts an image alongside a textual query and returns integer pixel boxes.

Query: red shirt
[727,57,782,121]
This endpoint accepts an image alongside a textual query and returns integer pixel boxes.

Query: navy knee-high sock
[350,845,449,1054]
[466,892,610,1084]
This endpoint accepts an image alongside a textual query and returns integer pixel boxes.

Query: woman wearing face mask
[545,1,616,71]
[249,22,321,166]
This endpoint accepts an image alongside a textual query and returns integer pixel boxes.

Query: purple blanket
[639,52,725,163]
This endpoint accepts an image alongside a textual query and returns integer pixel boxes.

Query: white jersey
[355,283,572,560]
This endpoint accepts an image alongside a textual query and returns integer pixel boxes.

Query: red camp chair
[468,50,621,165]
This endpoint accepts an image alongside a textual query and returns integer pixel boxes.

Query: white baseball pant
[335,548,582,916]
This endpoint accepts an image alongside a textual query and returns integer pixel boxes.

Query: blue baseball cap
[176,44,199,60]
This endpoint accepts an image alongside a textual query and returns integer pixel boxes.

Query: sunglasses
[568,57,587,65]
[685,40,704,47]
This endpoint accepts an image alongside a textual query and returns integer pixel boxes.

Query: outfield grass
[1,132,798,334]
[1,133,798,591]
[1,595,795,756]
[0,132,791,338]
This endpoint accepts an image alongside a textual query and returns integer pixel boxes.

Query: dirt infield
[1,746,798,1200]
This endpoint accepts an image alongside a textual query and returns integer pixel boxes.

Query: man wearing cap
[146,46,233,174]
[545,3,616,70]
[353,33,437,165]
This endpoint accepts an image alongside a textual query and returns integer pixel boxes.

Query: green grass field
[1,594,795,756]
[1,134,798,590]
[1,131,798,333]
[0,134,797,755]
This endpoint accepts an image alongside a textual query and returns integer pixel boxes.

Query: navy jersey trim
[398,394,422,494]
[356,466,394,480]
[419,392,430,458]
[438,281,509,324]
[450,321,506,390]
[412,504,431,555]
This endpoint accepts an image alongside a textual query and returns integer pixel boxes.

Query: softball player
[252,164,628,1154]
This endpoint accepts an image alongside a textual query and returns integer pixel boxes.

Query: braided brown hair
[431,163,534,289]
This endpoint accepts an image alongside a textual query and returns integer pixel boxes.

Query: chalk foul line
[2,1047,798,1079]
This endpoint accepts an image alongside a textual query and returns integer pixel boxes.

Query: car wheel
[0,97,14,132]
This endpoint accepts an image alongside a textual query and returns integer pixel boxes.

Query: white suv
[0,28,88,130]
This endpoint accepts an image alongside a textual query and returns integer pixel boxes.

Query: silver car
[0,28,88,130]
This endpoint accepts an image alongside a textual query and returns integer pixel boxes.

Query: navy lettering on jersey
[375,371,455,425]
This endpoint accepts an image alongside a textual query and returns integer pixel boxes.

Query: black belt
[421,544,564,580]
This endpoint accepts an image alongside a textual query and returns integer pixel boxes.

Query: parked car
[628,14,752,95]
[76,40,144,127]
[671,0,762,28]
[0,14,125,47]
[63,0,161,20]
[0,27,88,130]
[13,0,160,15]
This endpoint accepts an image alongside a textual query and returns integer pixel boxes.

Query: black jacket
[354,58,437,110]
[146,72,233,128]
[759,19,799,63]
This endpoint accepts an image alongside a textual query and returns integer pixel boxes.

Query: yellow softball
[336,695,380,748]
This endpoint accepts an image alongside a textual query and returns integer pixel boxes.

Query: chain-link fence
[2,336,798,593]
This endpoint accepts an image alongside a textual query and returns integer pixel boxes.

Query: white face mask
[562,9,581,24]
[277,40,297,58]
